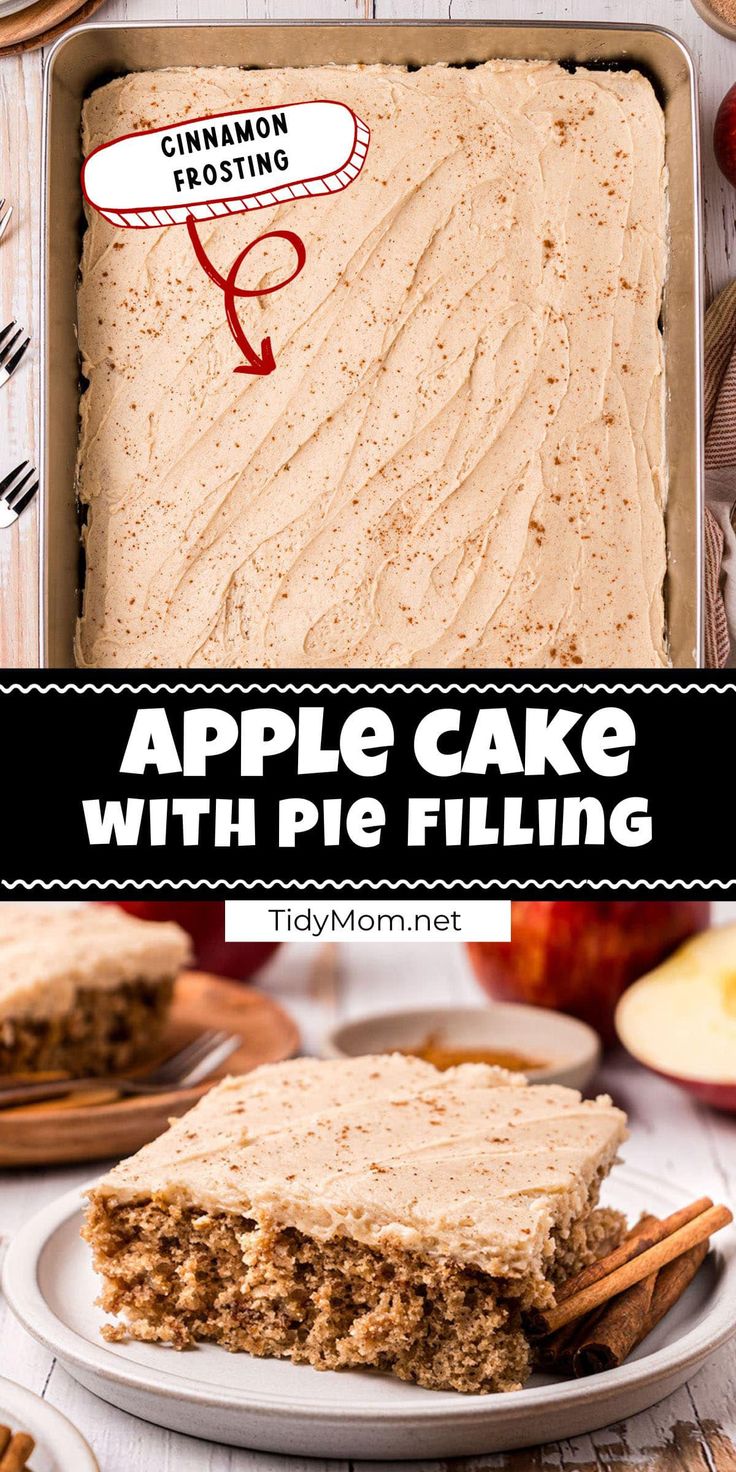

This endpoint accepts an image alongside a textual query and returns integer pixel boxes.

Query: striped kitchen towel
[704,280,736,667]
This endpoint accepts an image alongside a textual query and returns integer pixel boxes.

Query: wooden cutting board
[0,0,107,56]
[0,971,300,1168]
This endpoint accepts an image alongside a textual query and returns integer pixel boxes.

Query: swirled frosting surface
[76,62,667,669]
[92,1055,627,1275]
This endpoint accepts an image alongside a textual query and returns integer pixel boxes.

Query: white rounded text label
[82,99,370,229]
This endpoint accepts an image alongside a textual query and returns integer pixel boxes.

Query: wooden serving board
[0,971,300,1168]
[0,0,106,56]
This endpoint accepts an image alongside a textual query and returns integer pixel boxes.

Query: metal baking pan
[40,20,703,668]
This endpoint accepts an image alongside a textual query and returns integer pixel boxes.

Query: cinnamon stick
[529,1201,731,1337]
[537,1214,658,1374]
[638,1239,710,1341]
[572,1237,711,1376]
[527,1201,708,1337]
[556,1197,712,1303]
[535,1319,579,1374]
[536,1313,602,1375]
[572,1271,657,1375]
[0,1431,35,1470]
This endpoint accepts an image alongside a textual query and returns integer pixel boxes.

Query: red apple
[715,83,736,187]
[104,902,279,982]
[467,902,710,1044]
[616,924,736,1111]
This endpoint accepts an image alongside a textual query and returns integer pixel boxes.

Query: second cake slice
[0,904,191,1075]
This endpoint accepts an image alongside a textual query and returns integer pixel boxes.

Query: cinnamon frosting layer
[92,1055,627,1276]
[0,904,191,1020]
[76,62,668,669]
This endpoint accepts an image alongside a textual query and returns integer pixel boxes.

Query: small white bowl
[324,1003,601,1093]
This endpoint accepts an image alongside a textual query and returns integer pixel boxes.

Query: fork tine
[145,1042,222,1086]
[0,326,23,365]
[0,204,12,243]
[178,1034,241,1088]
[0,459,29,498]
[148,1030,230,1084]
[5,465,35,508]
[10,478,38,517]
[172,1028,233,1067]
[0,321,16,351]
[2,335,29,379]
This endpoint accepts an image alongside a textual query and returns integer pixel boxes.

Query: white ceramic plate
[324,1003,601,1093]
[0,1375,98,1472]
[3,1169,735,1460]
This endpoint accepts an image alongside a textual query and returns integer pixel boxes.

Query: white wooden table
[1,920,735,1472]
[1,0,736,665]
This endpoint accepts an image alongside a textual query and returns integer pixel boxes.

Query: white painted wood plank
[84,0,372,25]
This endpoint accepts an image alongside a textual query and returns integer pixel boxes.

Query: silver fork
[0,461,38,528]
[0,199,12,244]
[0,321,30,387]
[0,1028,241,1108]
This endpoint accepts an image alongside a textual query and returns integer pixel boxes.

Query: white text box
[226,899,510,943]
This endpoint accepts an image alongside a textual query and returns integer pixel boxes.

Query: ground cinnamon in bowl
[691,0,736,39]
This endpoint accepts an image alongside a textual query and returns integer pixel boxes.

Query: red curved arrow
[186,216,306,376]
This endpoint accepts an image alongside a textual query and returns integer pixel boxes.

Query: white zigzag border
[1,879,727,892]
[0,681,732,696]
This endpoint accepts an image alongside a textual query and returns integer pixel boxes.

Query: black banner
[1,669,733,898]
[2,668,733,894]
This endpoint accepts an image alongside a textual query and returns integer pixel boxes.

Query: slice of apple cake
[85,1055,626,1393]
[0,904,191,1075]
